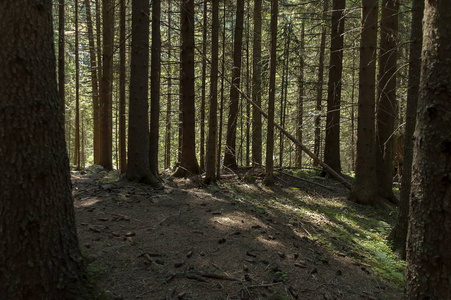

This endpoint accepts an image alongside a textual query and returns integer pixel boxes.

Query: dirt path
[73,171,402,300]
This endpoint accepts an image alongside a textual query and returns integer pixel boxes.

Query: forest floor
[73,167,404,300]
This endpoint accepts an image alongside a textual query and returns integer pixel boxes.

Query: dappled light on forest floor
[72,170,403,299]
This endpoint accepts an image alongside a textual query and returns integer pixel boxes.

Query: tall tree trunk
[350,46,357,171]
[313,2,328,166]
[73,0,81,169]
[405,0,451,297]
[84,0,101,165]
[251,0,262,166]
[99,0,114,170]
[296,23,305,168]
[126,0,160,186]
[0,0,91,297]
[217,1,227,178]
[349,0,379,205]
[375,0,399,202]
[119,0,127,173]
[263,0,278,186]
[58,0,65,108]
[323,0,345,175]
[150,0,161,175]
[205,0,219,183]
[389,0,423,259]
[174,0,200,177]
[224,0,245,169]
[165,0,172,169]
[200,0,207,171]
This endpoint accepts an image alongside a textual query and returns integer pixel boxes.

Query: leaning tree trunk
[323,0,345,175]
[376,0,399,203]
[389,0,423,259]
[173,0,200,177]
[405,0,451,297]
[224,0,245,170]
[0,0,91,297]
[263,0,278,186]
[349,0,380,205]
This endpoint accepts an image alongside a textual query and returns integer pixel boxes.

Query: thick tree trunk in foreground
[376,0,399,203]
[263,0,278,186]
[323,0,345,175]
[349,0,379,205]
[126,0,161,186]
[405,0,451,298]
[224,0,245,170]
[205,0,220,183]
[389,0,423,259]
[174,0,200,177]
[0,1,90,298]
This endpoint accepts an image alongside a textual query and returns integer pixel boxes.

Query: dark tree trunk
[251,0,262,166]
[313,2,328,166]
[200,0,208,171]
[99,0,114,170]
[205,0,220,183]
[165,0,173,169]
[217,1,227,178]
[150,0,161,175]
[119,0,127,173]
[84,0,101,165]
[0,0,90,297]
[58,0,65,108]
[263,0,278,186]
[376,0,399,203]
[174,0,200,177]
[389,0,423,259]
[323,0,345,175]
[349,0,379,205]
[405,0,451,297]
[224,0,245,169]
[74,0,81,169]
[296,23,305,168]
[126,0,161,186]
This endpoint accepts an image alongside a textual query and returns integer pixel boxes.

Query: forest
[0,0,450,299]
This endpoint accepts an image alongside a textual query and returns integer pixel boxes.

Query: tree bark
[118,0,127,173]
[313,2,328,166]
[125,0,161,186]
[405,0,451,297]
[99,0,114,170]
[205,0,220,183]
[389,0,423,260]
[200,0,208,171]
[323,0,345,175]
[376,0,399,203]
[84,0,101,166]
[173,0,200,177]
[73,0,81,169]
[165,0,173,170]
[150,0,161,175]
[224,0,245,170]
[58,0,65,110]
[251,0,262,166]
[348,0,379,205]
[0,1,91,297]
[263,0,278,186]
[296,23,305,168]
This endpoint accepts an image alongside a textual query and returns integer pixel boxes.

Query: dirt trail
[73,171,402,300]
